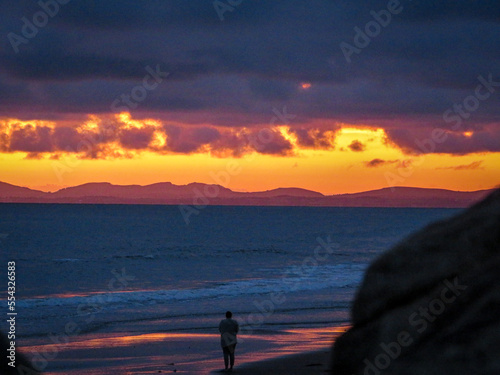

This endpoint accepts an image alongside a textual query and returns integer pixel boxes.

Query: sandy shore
[23,326,345,374]
[211,349,332,374]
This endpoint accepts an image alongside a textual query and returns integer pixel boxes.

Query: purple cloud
[348,140,366,152]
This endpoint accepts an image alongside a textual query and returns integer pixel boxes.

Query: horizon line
[2,180,497,196]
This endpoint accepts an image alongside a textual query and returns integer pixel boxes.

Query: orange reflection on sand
[112,332,215,346]
[266,326,349,356]
[228,325,350,365]
[27,325,350,374]
[28,332,216,353]
[36,289,153,299]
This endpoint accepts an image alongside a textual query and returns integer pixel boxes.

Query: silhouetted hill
[0,181,494,207]
[323,187,493,208]
[243,187,324,198]
[52,182,235,199]
[0,181,46,198]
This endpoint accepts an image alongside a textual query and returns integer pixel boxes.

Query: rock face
[0,330,41,374]
[332,189,500,375]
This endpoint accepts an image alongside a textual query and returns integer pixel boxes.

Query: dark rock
[332,189,500,375]
[0,330,41,374]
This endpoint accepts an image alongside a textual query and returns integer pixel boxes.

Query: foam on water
[0,204,459,341]
[15,263,366,310]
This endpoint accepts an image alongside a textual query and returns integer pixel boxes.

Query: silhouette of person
[218,311,239,371]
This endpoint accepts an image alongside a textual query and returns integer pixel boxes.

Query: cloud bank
[0,0,499,156]
[0,115,336,158]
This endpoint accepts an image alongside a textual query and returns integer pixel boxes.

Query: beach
[25,326,346,374]
[230,350,332,374]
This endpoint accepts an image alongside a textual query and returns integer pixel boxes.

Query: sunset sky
[1,1,499,194]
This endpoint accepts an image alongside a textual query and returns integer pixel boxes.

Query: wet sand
[213,349,332,374]
[23,326,346,374]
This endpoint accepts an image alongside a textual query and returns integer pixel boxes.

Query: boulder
[332,189,500,375]
[0,330,41,374]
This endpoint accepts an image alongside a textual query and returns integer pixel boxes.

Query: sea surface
[0,204,461,372]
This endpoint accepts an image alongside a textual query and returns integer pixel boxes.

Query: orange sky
[1,114,498,194]
[1,2,499,196]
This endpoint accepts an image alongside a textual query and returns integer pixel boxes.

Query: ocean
[0,204,460,373]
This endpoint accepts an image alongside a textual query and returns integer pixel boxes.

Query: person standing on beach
[219,311,239,371]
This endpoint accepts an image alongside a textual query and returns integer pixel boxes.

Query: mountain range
[0,181,495,208]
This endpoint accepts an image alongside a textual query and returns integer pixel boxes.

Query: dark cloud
[0,116,302,158]
[3,121,117,157]
[0,0,499,156]
[289,127,336,149]
[9,124,53,152]
[365,158,398,168]
[366,158,384,167]
[247,128,293,155]
[348,140,366,152]
[52,127,81,150]
[386,126,500,154]
[393,0,500,22]
[436,161,484,170]
[248,78,295,101]
[119,127,156,150]
[161,125,221,154]
[191,127,221,144]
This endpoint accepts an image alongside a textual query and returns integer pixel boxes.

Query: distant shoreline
[0,181,493,208]
[0,200,471,209]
